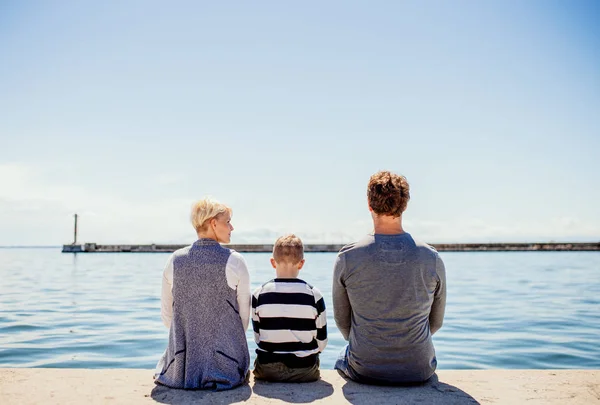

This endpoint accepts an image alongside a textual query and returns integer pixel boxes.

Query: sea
[1,248,599,370]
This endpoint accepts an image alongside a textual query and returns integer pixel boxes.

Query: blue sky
[0,1,598,245]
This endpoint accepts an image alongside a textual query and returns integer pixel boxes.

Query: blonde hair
[190,197,232,233]
[273,234,304,264]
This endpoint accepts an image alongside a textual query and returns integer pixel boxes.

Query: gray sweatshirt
[333,233,446,383]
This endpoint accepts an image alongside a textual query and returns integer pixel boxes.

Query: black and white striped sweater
[252,278,327,368]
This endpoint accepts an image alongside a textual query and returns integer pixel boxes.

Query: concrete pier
[62,242,600,253]
[1,369,598,404]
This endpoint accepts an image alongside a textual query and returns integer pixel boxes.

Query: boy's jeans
[253,357,320,382]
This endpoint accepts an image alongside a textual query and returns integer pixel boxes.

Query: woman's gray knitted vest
[155,239,250,390]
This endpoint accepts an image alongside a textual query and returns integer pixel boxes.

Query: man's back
[333,233,446,383]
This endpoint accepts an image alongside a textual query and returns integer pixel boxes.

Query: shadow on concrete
[150,383,252,405]
[252,379,335,403]
[341,374,480,405]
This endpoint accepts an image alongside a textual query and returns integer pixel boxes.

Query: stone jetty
[62,241,600,253]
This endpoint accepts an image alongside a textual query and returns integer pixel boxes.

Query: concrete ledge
[1,369,599,404]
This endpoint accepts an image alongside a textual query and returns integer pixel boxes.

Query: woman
[155,198,251,390]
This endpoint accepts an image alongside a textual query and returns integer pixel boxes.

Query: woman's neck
[196,231,218,242]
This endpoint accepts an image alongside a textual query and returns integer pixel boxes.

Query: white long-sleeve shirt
[161,250,251,331]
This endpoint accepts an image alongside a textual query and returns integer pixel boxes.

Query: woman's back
[155,239,250,390]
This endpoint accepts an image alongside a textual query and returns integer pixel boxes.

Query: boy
[251,234,327,382]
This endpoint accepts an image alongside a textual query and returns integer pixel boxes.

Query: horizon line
[3,240,600,249]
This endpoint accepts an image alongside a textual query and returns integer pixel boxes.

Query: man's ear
[368,203,373,212]
[297,259,305,270]
[270,258,277,269]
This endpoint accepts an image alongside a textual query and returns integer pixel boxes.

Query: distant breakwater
[61,242,600,253]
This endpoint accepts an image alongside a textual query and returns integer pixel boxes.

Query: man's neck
[372,214,405,235]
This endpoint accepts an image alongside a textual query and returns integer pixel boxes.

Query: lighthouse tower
[61,214,83,253]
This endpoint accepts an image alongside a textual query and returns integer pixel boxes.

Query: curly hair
[367,171,410,217]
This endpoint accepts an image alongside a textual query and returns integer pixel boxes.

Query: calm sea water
[1,248,599,370]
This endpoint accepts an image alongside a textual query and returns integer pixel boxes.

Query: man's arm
[160,254,175,328]
[429,254,446,335]
[332,253,352,340]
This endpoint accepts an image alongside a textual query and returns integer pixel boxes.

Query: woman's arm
[226,252,251,331]
[160,254,175,328]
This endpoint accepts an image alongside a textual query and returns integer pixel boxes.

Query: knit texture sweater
[155,239,250,390]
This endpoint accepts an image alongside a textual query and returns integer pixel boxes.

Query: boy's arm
[251,287,261,344]
[429,254,447,335]
[160,254,175,328]
[333,253,351,340]
[313,287,328,352]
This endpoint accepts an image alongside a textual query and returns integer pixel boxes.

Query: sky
[0,1,599,246]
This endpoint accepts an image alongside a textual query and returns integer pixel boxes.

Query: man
[333,170,446,384]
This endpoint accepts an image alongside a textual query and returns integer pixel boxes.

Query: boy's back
[251,234,327,382]
[252,278,327,366]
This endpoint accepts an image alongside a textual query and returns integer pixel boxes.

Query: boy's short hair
[367,170,410,217]
[273,234,304,264]
[190,197,232,232]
